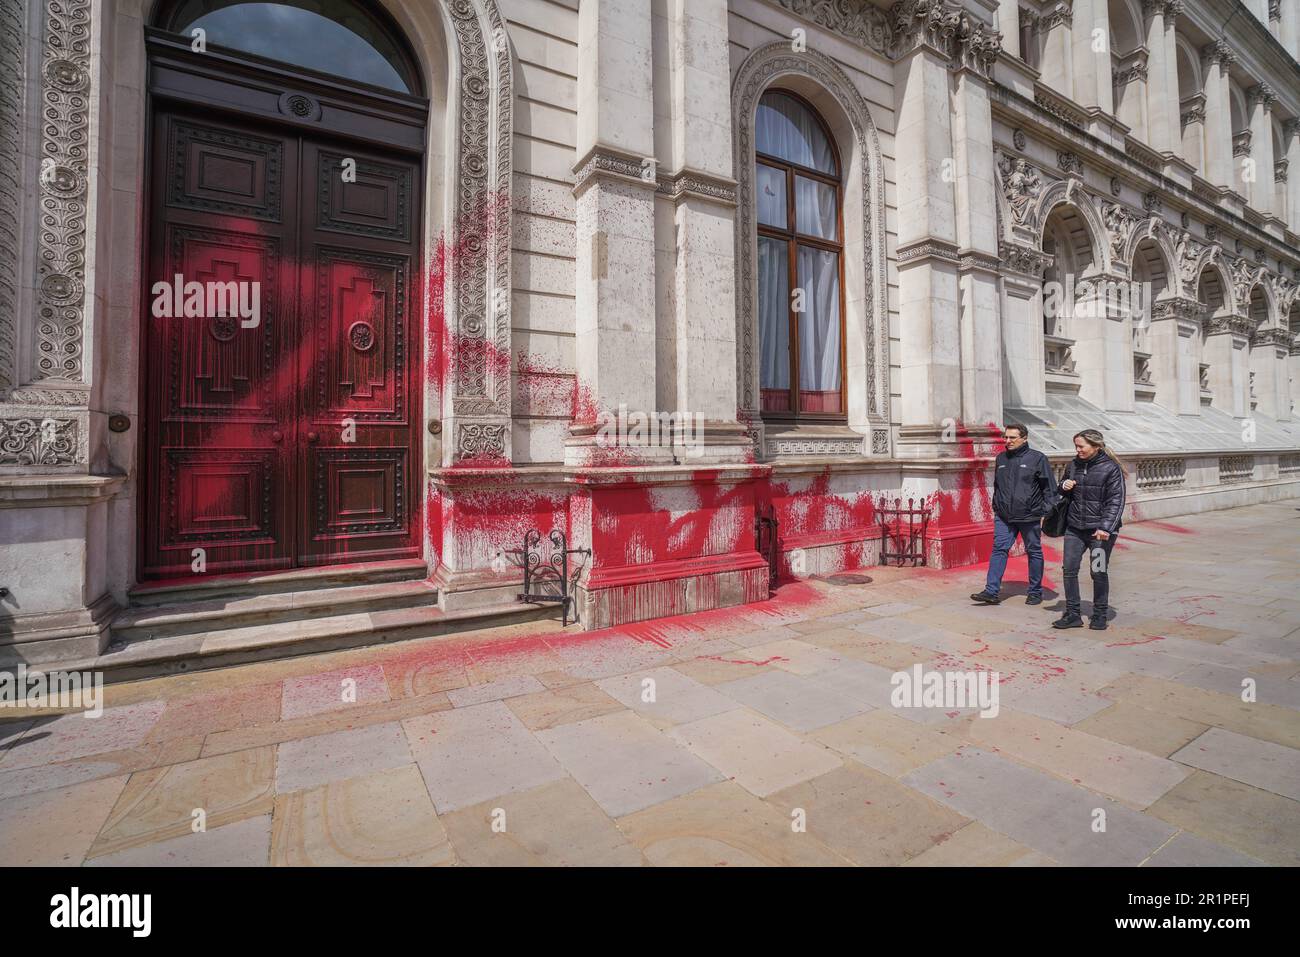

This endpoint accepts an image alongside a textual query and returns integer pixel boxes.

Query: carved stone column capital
[889,0,1001,77]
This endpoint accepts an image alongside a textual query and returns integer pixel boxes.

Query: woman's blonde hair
[1073,428,1126,474]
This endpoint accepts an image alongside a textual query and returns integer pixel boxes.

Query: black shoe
[1025,595,1042,606]
[1089,616,1108,630]
[1052,613,1084,629]
[970,591,1001,605]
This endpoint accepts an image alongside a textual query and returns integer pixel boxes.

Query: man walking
[970,423,1056,606]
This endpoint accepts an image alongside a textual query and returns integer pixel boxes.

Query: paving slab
[275,721,414,795]
[616,780,847,866]
[903,746,1178,866]
[904,820,1047,867]
[1147,770,1300,866]
[0,774,128,866]
[441,778,644,866]
[667,709,841,798]
[1141,831,1264,867]
[595,667,739,727]
[1073,702,1208,758]
[403,700,566,814]
[0,700,166,771]
[270,764,451,866]
[715,669,867,732]
[281,665,389,721]
[809,710,965,778]
[447,674,546,708]
[88,814,272,867]
[504,682,624,731]
[1170,727,1300,800]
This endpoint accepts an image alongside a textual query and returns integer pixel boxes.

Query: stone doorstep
[126,558,429,607]
[47,601,560,685]
[110,579,441,644]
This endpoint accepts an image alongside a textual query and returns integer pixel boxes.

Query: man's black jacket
[991,442,1056,524]
[1060,450,1126,533]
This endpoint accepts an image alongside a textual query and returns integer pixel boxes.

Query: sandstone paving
[88,747,276,859]
[615,780,848,866]
[274,721,414,795]
[535,711,723,817]
[666,708,841,798]
[403,700,566,814]
[716,669,867,732]
[964,709,1190,809]
[504,682,624,731]
[768,763,969,866]
[903,747,1178,866]
[1146,771,1300,866]
[1169,727,1300,800]
[1,500,1296,867]
[88,815,272,867]
[595,666,739,727]
[1073,702,1209,757]
[270,764,451,866]
[441,778,644,866]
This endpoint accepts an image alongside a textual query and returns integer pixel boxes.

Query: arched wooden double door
[140,2,428,580]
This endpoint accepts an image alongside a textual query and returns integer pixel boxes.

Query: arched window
[755,90,846,417]
[157,0,421,94]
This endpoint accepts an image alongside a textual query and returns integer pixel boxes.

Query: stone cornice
[998,241,1052,277]
[1252,326,1290,349]
[897,237,960,265]
[572,145,658,196]
[655,168,738,207]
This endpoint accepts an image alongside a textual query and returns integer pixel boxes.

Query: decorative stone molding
[1039,2,1072,29]
[732,43,890,421]
[573,146,656,195]
[455,421,506,459]
[1110,176,1122,196]
[766,434,865,457]
[1246,84,1277,110]
[958,249,1001,275]
[998,241,1052,277]
[1200,40,1235,68]
[1142,191,1161,213]
[897,238,960,264]
[1057,151,1082,176]
[1205,313,1254,337]
[1232,130,1252,157]
[0,416,78,466]
[1012,129,1026,150]
[1163,0,1184,22]
[1285,119,1300,141]
[33,0,92,384]
[1034,86,1088,129]
[767,0,893,57]
[1252,327,1290,349]
[655,168,738,207]
[0,0,24,396]
[890,0,1001,77]
[871,429,890,455]
[1179,93,1206,128]
[445,0,515,452]
[1270,0,1281,22]
[1112,60,1148,88]
[1225,255,1266,311]
[1275,160,1288,184]
[997,154,1042,227]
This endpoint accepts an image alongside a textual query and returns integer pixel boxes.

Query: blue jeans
[985,515,1043,598]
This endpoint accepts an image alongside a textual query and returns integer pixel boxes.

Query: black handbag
[1041,461,1071,537]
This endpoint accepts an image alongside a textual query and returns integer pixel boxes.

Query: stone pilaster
[1199,42,1235,192]
[1148,297,1203,414]
[1073,272,1136,412]
[655,0,747,463]
[999,242,1052,409]
[1250,326,1291,420]
[1204,312,1253,417]
[1140,1,1170,152]
[1246,84,1277,216]
[1070,0,1112,114]
[1285,119,1300,233]
[568,0,667,465]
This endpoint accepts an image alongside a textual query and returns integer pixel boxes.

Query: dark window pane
[164,1,416,93]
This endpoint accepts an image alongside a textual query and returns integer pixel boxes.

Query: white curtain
[795,176,836,239]
[758,237,789,392]
[756,92,835,174]
[756,164,786,228]
[797,246,841,399]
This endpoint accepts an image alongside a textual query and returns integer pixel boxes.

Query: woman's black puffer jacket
[1061,450,1126,533]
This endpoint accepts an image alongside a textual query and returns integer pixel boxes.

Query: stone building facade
[1,0,1298,671]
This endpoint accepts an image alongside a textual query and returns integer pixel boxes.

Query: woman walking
[1053,429,1127,631]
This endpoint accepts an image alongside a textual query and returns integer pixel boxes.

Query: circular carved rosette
[349,321,376,352]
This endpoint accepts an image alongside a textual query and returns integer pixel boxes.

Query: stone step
[82,601,558,683]
[126,558,429,607]
[111,579,440,644]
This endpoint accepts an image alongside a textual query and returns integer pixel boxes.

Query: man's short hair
[1004,423,1028,438]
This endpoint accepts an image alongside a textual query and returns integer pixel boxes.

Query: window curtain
[756,92,835,174]
[797,246,841,413]
[758,236,790,410]
[795,176,836,239]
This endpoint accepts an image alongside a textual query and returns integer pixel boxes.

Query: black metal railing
[876,496,932,567]
[517,528,590,626]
